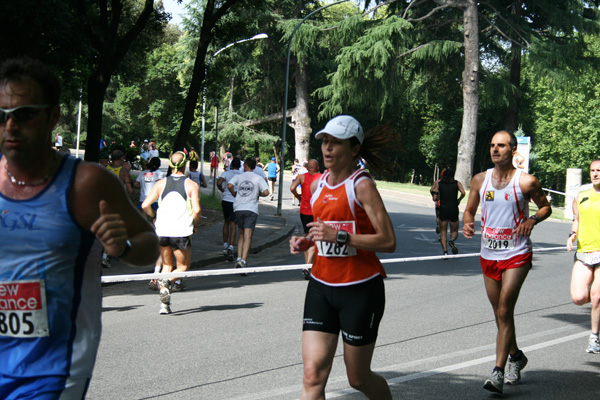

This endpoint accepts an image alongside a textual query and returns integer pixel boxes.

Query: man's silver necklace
[4,153,58,186]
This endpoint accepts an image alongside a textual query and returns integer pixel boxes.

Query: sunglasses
[0,105,50,124]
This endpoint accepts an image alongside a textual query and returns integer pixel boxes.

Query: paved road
[87,188,592,399]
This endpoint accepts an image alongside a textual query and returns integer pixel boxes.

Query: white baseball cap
[315,115,364,144]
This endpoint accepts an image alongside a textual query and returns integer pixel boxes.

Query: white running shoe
[483,370,504,394]
[159,303,171,315]
[586,335,600,353]
[159,279,171,304]
[505,353,528,384]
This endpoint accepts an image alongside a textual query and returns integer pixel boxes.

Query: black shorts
[438,206,459,222]
[235,210,258,230]
[158,236,192,250]
[303,276,385,346]
[268,177,277,182]
[300,213,314,234]
[221,200,236,222]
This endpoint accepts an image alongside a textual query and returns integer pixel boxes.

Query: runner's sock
[509,349,523,361]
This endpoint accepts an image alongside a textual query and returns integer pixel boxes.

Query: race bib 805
[0,280,49,338]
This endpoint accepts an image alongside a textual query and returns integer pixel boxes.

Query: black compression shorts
[302,276,385,346]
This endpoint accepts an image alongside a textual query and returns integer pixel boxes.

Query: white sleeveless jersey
[480,168,531,260]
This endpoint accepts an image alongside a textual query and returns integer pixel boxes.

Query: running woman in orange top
[290,115,396,400]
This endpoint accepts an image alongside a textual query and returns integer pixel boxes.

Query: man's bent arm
[74,163,159,266]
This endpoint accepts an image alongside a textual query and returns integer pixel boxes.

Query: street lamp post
[276,0,348,216]
[199,33,269,182]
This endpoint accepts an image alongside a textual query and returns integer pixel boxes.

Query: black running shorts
[438,206,459,222]
[302,275,385,346]
[300,213,314,234]
[158,236,192,250]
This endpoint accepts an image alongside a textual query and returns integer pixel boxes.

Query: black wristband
[529,215,539,224]
[569,231,577,238]
[118,239,132,259]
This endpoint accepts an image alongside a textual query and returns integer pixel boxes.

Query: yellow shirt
[577,184,600,253]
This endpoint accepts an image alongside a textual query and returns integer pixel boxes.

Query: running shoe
[236,259,248,276]
[222,248,228,256]
[483,370,504,394]
[159,303,171,315]
[505,353,528,384]
[302,268,311,280]
[449,240,458,254]
[172,280,187,292]
[270,195,274,201]
[159,279,171,304]
[148,279,158,291]
[586,335,600,353]
[226,247,234,262]
[435,223,440,234]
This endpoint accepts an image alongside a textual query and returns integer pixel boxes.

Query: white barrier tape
[101,246,567,284]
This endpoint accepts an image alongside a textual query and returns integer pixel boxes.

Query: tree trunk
[504,0,522,133]
[293,59,311,163]
[79,0,156,161]
[84,70,110,162]
[455,0,479,188]
[172,0,240,152]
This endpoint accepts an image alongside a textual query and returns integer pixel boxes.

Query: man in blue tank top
[0,58,159,399]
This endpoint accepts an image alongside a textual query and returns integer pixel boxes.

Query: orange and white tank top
[310,169,386,286]
[480,168,531,260]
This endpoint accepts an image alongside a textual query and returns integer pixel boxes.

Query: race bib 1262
[0,280,49,338]
[316,221,357,257]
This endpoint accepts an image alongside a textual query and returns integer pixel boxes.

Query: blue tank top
[267,162,278,178]
[0,155,102,380]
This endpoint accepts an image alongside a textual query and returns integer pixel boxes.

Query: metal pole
[212,105,219,197]
[276,0,348,216]
[75,88,82,159]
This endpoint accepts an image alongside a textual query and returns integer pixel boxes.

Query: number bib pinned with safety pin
[316,221,357,257]
[0,280,49,338]
[483,227,514,250]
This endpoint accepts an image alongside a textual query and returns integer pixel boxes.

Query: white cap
[315,115,364,144]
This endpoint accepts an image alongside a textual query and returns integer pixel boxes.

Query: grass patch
[201,193,222,210]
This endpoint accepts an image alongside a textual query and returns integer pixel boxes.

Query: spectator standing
[148,143,159,159]
[54,133,62,150]
[209,150,219,183]
[290,158,302,206]
[135,157,165,210]
[0,57,158,398]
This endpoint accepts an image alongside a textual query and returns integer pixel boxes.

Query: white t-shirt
[148,149,159,158]
[136,169,165,202]
[187,170,204,188]
[253,166,267,180]
[229,171,269,214]
[219,169,242,203]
